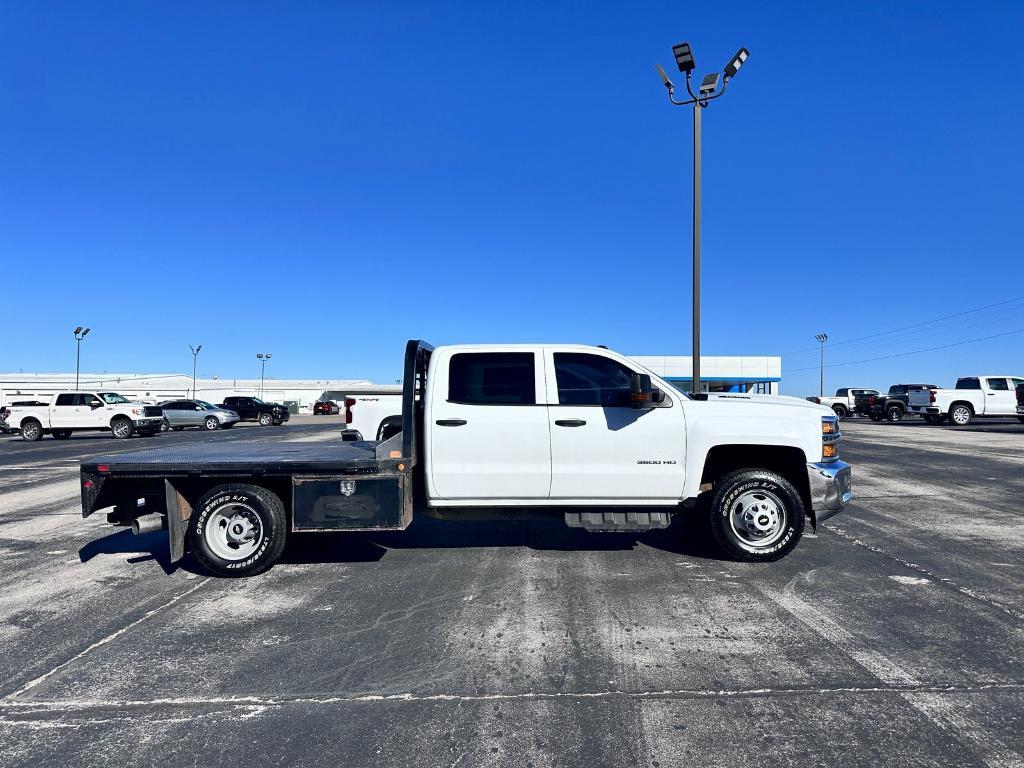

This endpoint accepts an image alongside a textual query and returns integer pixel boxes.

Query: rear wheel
[188,484,287,577]
[111,417,134,439]
[21,419,43,441]
[204,416,219,431]
[832,405,848,419]
[886,405,904,423]
[707,469,804,562]
[949,404,973,426]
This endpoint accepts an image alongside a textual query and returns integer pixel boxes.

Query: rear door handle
[436,419,467,427]
[555,419,587,427]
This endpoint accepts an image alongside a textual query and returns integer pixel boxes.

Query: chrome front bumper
[806,460,852,526]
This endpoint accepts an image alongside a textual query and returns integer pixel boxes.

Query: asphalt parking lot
[0,415,1022,767]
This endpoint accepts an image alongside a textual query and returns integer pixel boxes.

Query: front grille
[144,406,163,417]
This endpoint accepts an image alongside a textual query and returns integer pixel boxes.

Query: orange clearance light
[822,444,837,458]
[389,450,401,459]
[397,463,406,472]
[822,421,837,434]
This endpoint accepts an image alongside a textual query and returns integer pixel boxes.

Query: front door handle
[555,419,587,427]
[436,418,467,427]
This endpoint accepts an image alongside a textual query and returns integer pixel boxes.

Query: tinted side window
[554,353,634,406]
[448,353,536,405]
[836,388,848,397]
[55,394,76,406]
[986,378,1009,391]
[956,378,980,390]
[79,394,102,406]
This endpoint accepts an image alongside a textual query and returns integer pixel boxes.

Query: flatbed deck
[81,440,381,475]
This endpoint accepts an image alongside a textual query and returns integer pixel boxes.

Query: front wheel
[188,484,287,577]
[886,405,904,423]
[111,417,134,439]
[258,413,273,426]
[949,404,973,426]
[204,416,220,431]
[707,469,805,562]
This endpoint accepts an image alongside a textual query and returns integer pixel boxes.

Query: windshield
[196,400,216,409]
[99,393,130,404]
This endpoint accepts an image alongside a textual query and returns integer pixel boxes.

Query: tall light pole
[815,333,828,398]
[73,327,91,389]
[256,353,272,397]
[189,344,202,399]
[657,43,749,394]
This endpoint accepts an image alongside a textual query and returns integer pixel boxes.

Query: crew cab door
[426,350,551,500]
[50,393,80,427]
[544,350,685,501]
[983,378,1015,415]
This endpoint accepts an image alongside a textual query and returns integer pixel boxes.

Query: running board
[564,510,671,532]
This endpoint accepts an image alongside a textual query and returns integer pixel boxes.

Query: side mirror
[630,373,665,409]
[90,402,103,409]
[195,406,203,411]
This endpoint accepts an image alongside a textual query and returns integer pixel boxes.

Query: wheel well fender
[949,400,974,415]
[109,414,132,428]
[377,416,403,441]
[699,444,812,519]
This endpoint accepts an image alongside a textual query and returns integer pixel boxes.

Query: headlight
[821,416,840,461]
[131,408,142,416]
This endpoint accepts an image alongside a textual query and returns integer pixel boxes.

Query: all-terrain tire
[707,469,805,562]
[188,484,287,577]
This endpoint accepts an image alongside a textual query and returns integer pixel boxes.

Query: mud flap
[164,479,192,563]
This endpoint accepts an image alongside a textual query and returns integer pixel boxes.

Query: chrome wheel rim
[204,503,264,561]
[112,420,130,438]
[729,489,787,548]
[259,414,271,425]
[205,417,218,430]
[952,407,970,425]
[23,423,39,439]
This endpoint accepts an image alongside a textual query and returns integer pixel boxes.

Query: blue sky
[2,1,1023,395]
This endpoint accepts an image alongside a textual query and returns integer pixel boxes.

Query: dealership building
[0,355,781,411]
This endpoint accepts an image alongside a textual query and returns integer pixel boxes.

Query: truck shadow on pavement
[78,514,725,576]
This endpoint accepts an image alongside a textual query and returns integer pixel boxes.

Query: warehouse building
[0,354,781,410]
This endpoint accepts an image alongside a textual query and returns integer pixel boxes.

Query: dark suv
[218,396,290,426]
[313,400,339,415]
[855,384,937,423]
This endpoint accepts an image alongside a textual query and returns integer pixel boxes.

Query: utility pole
[189,344,202,399]
[73,327,91,389]
[815,333,828,398]
[256,353,272,397]
[657,42,749,394]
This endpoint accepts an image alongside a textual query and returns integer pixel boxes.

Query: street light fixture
[256,353,273,397]
[656,39,749,395]
[815,333,828,398]
[189,344,203,399]
[73,327,91,389]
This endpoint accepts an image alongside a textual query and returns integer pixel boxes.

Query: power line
[778,295,1024,357]
[786,328,1024,373]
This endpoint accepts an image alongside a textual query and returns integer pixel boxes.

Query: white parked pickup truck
[908,375,1024,425]
[80,341,852,576]
[9,391,164,441]
[809,388,879,419]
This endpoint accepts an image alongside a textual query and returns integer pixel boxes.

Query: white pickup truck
[9,391,164,441]
[80,341,852,576]
[319,385,403,442]
[809,388,879,419]
[908,375,1024,425]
